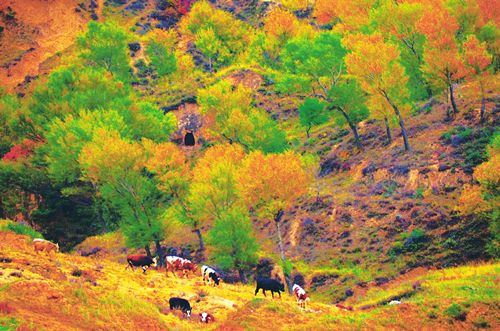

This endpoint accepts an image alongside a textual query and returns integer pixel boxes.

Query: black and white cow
[201,265,220,286]
[255,278,285,298]
[169,297,191,317]
[125,255,158,274]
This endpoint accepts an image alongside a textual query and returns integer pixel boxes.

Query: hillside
[1,229,500,330]
[2,0,500,329]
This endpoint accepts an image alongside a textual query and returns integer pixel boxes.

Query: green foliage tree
[207,206,259,283]
[198,80,287,153]
[298,98,329,138]
[277,32,369,150]
[76,21,131,80]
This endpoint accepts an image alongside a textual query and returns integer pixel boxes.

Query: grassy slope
[1,229,500,330]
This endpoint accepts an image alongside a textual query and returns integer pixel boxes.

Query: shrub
[1,222,43,240]
[445,303,467,321]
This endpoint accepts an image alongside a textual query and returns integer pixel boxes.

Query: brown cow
[33,238,59,256]
[165,256,198,278]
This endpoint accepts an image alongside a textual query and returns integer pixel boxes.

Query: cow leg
[271,291,274,299]
[263,290,267,297]
[142,266,147,274]
[255,287,260,296]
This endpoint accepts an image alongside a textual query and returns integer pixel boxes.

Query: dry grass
[1,229,500,330]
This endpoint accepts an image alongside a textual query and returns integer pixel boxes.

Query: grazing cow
[336,304,354,311]
[292,284,310,308]
[166,256,198,278]
[199,312,215,323]
[125,255,158,274]
[201,265,220,286]
[33,239,59,256]
[255,278,285,298]
[169,297,191,317]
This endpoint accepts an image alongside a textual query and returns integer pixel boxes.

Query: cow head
[185,308,191,317]
[214,276,220,286]
[151,256,158,267]
[199,312,214,323]
[279,282,285,292]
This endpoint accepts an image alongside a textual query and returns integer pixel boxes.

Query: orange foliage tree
[344,32,411,151]
[313,0,378,32]
[462,34,493,121]
[417,1,466,117]
[236,150,310,293]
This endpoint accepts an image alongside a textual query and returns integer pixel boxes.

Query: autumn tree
[79,130,175,264]
[343,32,411,151]
[277,32,369,150]
[165,144,245,251]
[252,8,312,69]
[178,1,252,71]
[197,80,287,154]
[457,130,500,255]
[313,0,379,32]
[144,29,178,78]
[370,0,431,100]
[76,21,131,80]
[417,2,466,117]
[475,0,500,70]
[236,150,310,293]
[462,34,493,121]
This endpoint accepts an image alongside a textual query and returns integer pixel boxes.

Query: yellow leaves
[456,184,487,215]
[264,8,300,41]
[474,154,500,189]
[343,32,408,95]
[236,150,310,219]
[79,128,144,183]
[463,35,492,73]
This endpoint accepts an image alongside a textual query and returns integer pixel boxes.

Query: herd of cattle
[124,253,310,322]
[31,239,310,323]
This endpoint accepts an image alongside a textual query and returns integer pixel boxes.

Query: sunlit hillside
[1,228,500,330]
[2,0,500,329]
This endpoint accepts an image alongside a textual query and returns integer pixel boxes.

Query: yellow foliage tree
[236,150,311,292]
[343,32,411,151]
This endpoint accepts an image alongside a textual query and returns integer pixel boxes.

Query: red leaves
[1,139,38,163]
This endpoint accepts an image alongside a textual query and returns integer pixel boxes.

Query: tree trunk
[145,244,152,258]
[449,83,458,114]
[384,117,392,143]
[315,175,320,204]
[335,106,362,150]
[275,210,293,295]
[384,93,410,151]
[192,228,205,251]
[306,127,310,139]
[98,208,107,233]
[238,268,247,284]
[480,98,486,122]
[155,240,164,267]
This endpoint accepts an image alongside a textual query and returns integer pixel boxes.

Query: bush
[1,222,43,240]
[445,303,467,321]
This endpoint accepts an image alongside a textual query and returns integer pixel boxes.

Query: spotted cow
[166,256,198,278]
[201,265,220,287]
[199,312,215,323]
[292,284,310,308]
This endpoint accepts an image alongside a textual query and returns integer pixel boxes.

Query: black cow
[255,278,285,298]
[125,255,158,274]
[169,297,191,317]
